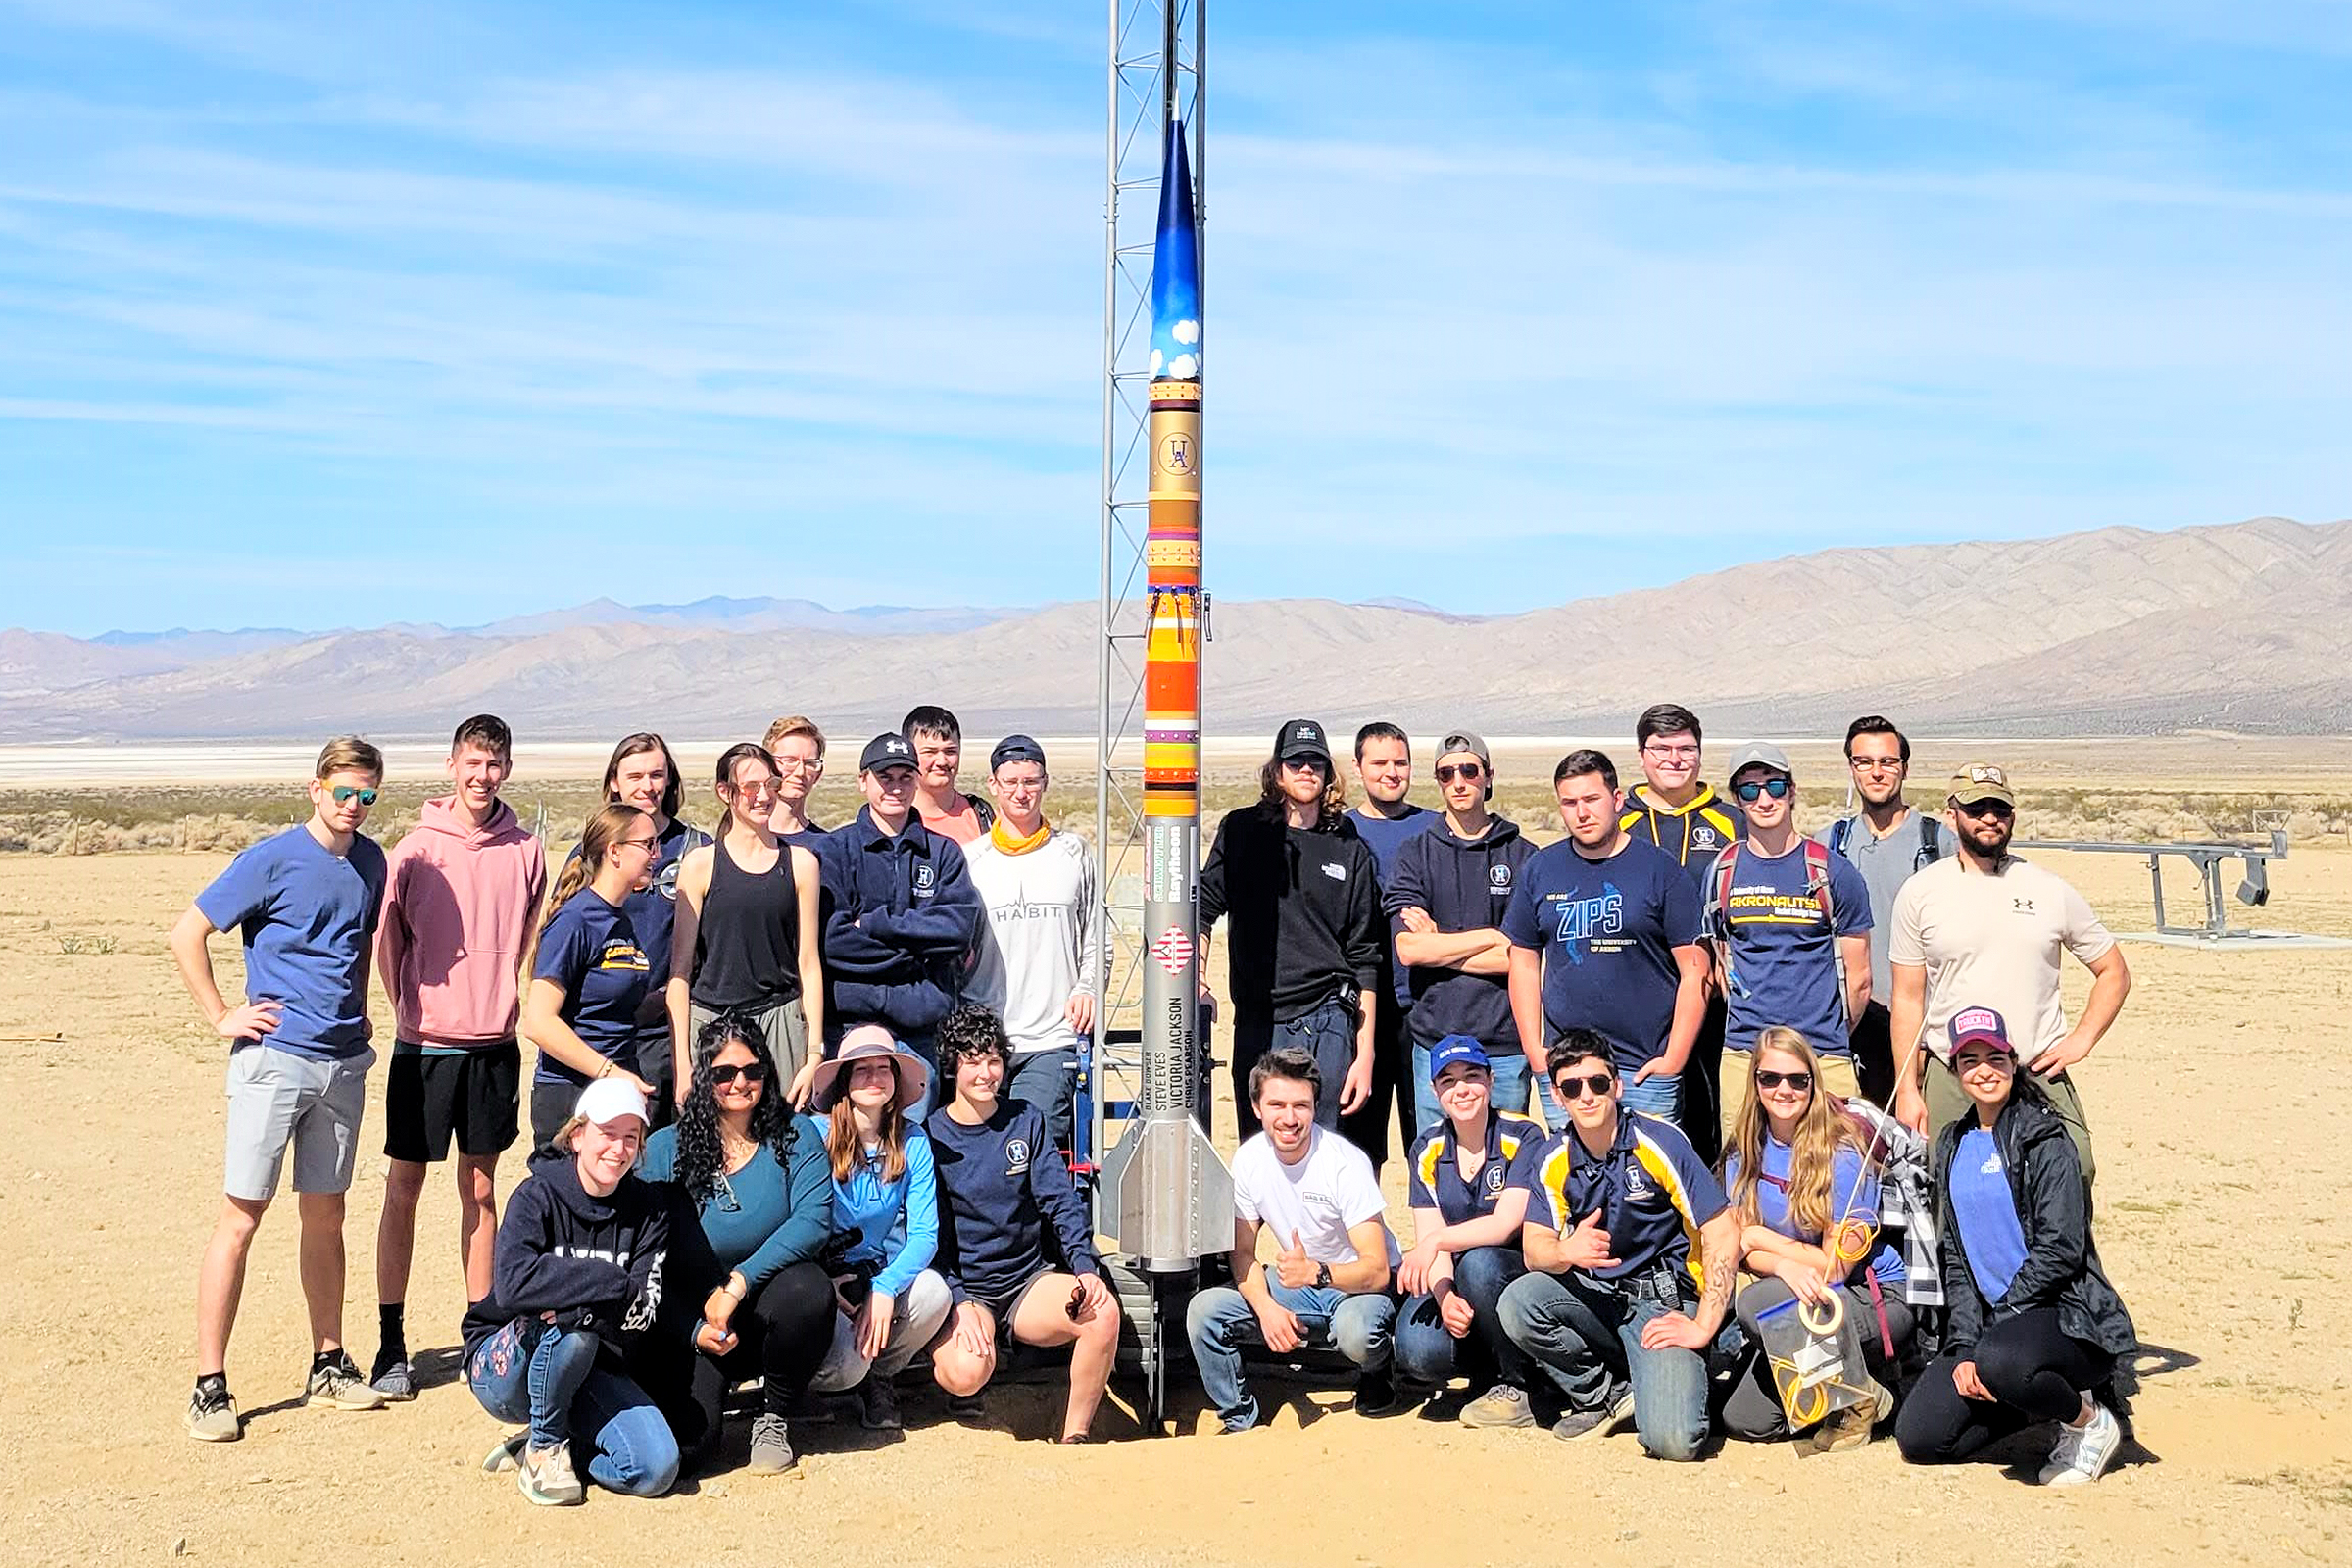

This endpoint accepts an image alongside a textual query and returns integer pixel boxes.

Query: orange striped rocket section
[1143,375,1201,819]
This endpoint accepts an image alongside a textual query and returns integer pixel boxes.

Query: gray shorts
[223,1043,376,1201]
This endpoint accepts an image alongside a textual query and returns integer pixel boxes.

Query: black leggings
[1895,1307,2113,1464]
[635,1261,835,1470]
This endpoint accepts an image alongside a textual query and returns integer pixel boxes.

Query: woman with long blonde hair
[1720,1026,1913,1451]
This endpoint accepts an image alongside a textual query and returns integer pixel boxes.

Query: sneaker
[1353,1369,1404,1417]
[481,1432,526,1474]
[305,1352,387,1412]
[368,1352,416,1403]
[858,1374,904,1432]
[1812,1379,1890,1454]
[747,1413,797,1475]
[516,1443,585,1506]
[2043,1402,2122,1487]
[186,1382,241,1443]
[1459,1384,1537,1430]
[1552,1386,1636,1443]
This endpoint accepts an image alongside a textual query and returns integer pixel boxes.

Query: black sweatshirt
[1199,808,1384,1023]
[1382,813,1538,1051]
[461,1150,670,1365]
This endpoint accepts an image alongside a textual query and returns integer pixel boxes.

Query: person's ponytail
[530,804,648,969]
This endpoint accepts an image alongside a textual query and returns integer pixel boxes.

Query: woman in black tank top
[692,832,800,1010]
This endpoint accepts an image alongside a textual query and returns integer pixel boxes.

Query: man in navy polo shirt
[1497,1030,1739,1458]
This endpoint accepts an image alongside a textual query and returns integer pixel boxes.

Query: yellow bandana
[990,817,1052,856]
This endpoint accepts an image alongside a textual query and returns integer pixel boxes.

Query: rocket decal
[1143,119,1202,830]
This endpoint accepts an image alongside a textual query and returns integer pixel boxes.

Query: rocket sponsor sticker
[1152,926,1195,975]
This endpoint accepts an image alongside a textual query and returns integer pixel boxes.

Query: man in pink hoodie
[370,714,547,1400]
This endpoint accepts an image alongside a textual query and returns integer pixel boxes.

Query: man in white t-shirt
[1888,762,2131,1185]
[1185,1046,1402,1432]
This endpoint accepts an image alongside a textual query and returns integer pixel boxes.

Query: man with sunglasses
[1387,730,1538,1133]
[170,736,393,1441]
[1496,1030,1738,1456]
[1888,763,2129,1185]
[1707,742,1873,1148]
[1827,716,1948,1104]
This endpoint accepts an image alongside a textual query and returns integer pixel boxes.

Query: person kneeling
[1394,1037,1544,1427]
[1498,1030,1738,1459]
[1186,1046,1402,1433]
[461,1078,679,1505]
[1719,1027,1912,1453]
[924,1004,1122,1442]
[1894,1007,2136,1486]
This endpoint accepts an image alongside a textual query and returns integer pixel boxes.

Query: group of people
[168,700,2141,1502]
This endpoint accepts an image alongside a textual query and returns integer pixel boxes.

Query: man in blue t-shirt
[1503,749,1708,1128]
[169,737,394,1442]
[1495,1031,1739,1457]
[1708,742,1874,1147]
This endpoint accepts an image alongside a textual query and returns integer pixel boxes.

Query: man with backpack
[1826,716,1949,1104]
[1705,743,1873,1150]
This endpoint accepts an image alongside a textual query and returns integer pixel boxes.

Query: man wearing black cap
[1200,719,1386,1139]
[813,734,983,1112]
[962,735,1099,1157]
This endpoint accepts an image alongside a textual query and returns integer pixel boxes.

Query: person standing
[1199,719,1385,1138]
[1888,764,2130,1185]
[666,743,825,1111]
[961,735,1100,1156]
[370,714,549,1401]
[1339,720,1432,1172]
[761,714,830,849]
[1827,716,1949,1105]
[1504,750,1708,1127]
[1386,729,1537,1132]
[523,805,662,1144]
[586,732,710,1121]
[1707,742,1873,1149]
[171,736,391,1441]
[902,704,995,845]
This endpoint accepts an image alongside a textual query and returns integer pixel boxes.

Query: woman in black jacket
[1894,1006,2135,1485]
[462,1077,679,1506]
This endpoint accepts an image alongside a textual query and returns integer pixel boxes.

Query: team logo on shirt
[1549,888,1624,961]
[915,863,935,893]
[655,856,683,901]
[1489,865,1512,890]
[1693,827,1721,849]
[596,940,650,972]
[2011,897,2035,913]
[1624,1165,1654,1200]
[1004,1138,1031,1176]
[1482,1163,1507,1196]
[1321,861,1347,882]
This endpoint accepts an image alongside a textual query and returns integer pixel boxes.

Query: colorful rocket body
[1102,118,1231,1272]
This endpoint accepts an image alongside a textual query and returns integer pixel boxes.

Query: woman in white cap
[803,1024,955,1430]
[1894,1005,2136,1485]
[461,1076,679,1506]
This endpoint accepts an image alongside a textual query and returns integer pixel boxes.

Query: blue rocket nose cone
[1150,119,1201,384]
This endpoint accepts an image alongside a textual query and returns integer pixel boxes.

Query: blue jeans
[1497,1266,1718,1461]
[466,1320,679,1496]
[1409,1043,1533,1140]
[1007,1046,1078,1157]
[1232,1002,1356,1139]
[1618,1070,1681,1126]
[1185,1278,1396,1430]
[1395,1245,1534,1390]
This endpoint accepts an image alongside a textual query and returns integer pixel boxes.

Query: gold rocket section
[1142,379,1201,820]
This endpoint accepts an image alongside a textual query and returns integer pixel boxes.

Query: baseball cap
[573,1075,651,1129]
[1427,1034,1492,1083]
[1437,730,1491,771]
[1948,1005,2015,1054]
[989,734,1047,771]
[859,732,918,774]
[1947,761,2015,807]
[1724,741,1794,782]
[1273,718,1332,767]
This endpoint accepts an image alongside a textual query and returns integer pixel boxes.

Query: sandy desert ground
[5,819,2352,1566]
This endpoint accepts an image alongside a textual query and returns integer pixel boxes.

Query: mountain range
[3,516,2347,741]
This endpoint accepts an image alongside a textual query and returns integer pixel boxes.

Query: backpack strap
[1916,814,1942,872]
[1804,837,1835,928]
[1706,841,1740,937]
[1827,816,1852,858]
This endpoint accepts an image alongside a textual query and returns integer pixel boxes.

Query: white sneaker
[2042,1402,2122,1486]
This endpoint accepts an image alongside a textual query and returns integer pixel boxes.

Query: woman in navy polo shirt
[1720,1027,1909,1451]
[1895,1006,2136,1486]
[523,806,660,1145]
[1393,1036,1544,1427]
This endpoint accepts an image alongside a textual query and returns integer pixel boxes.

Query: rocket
[1102,116,1232,1272]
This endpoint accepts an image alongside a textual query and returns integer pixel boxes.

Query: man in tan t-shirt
[1886,762,2131,1185]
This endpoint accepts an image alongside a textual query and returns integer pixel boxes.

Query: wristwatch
[1314,1262,1332,1290]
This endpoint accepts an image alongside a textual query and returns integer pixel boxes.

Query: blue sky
[0,0,2346,636]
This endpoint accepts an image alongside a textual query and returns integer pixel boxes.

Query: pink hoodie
[378,795,548,1048]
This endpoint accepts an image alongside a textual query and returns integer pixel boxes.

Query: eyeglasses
[1953,799,2014,819]
[618,835,660,852]
[710,1061,769,1087]
[732,779,781,799]
[1754,1069,1813,1092]
[1642,744,1700,762]
[1732,777,1793,803]
[1435,763,1485,783]
[774,757,822,774]
[1847,757,1905,773]
[329,786,379,806]
[1554,1072,1615,1101]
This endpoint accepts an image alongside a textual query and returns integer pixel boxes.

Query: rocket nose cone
[1150,119,1201,383]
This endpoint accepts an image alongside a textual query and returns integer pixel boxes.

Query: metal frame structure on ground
[2018,828,2351,949]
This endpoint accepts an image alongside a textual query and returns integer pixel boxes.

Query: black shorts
[384,1041,521,1163]
[974,1268,1063,1343]
[529,1080,582,1150]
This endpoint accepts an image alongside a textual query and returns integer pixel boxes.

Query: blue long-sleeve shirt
[639,1115,832,1291]
[927,1100,1102,1305]
[828,1125,939,1298]
[816,807,980,1033]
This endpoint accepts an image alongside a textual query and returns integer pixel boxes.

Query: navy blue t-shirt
[1511,1111,1728,1289]
[1500,837,1704,1076]
[530,891,652,1087]
[927,1099,1101,1305]
[1349,805,1433,1006]
[1717,841,1873,1056]
[194,825,386,1061]
[1407,1110,1544,1227]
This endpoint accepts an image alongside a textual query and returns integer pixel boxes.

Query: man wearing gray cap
[1705,743,1874,1148]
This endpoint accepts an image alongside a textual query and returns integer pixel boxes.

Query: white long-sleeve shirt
[962,828,1101,1056]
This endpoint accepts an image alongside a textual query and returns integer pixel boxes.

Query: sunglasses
[710,1061,769,1087]
[1435,762,1485,783]
[1732,776,1793,803]
[1954,799,2014,819]
[1754,1069,1813,1092]
[328,786,380,806]
[1553,1072,1615,1101]
[1066,1282,1087,1323]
